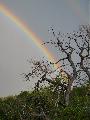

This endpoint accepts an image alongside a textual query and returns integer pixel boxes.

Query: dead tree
[43,25,90,105]
[24,25,90,106]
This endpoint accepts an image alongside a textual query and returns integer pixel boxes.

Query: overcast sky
[0,0,89,97]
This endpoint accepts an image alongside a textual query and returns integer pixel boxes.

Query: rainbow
[0,4,59,69]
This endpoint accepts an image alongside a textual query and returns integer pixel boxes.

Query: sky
[89,0,90,24]
[0,0,89,97]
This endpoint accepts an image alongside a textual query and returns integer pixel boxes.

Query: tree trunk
[64,78,74,106]
[65,90,70,106]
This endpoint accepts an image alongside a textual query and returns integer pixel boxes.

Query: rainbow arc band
[0,4,60,69]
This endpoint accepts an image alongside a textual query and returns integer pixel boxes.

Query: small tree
[24,25,90,106]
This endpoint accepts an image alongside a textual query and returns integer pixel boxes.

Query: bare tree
[43,25,90,105]
[24,25,90,106]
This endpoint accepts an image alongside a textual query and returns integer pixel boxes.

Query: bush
[0,84,90,120]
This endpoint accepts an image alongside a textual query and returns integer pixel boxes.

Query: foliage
[0,83,90,120]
